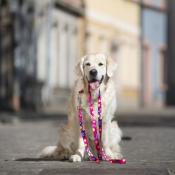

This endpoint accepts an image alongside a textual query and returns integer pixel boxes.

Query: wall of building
[0,0,14,110]
[142,0,167,107]
[36,0,86,109]
[85,0,140,109]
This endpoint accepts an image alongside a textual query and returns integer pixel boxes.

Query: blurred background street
[0,113,175,175]
[0,0,175,174]
[1,0,175,112]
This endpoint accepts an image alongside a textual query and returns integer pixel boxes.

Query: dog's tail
[40,146,57,158]
[40,144,74,160]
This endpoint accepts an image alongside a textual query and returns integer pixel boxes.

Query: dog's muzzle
[87,75,104,90]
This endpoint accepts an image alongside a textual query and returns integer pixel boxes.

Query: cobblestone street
[0,114,175,175]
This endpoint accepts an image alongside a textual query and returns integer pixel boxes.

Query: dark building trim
[166,0,175,105]
[54,1,85,17]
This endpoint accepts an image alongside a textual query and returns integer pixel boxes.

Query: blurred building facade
[140,0,167,108]
[35,0,85,112]
[0,0,174,112]
[0,0,45,111]
[0,0,14,110]
[85,0,140,109]
[167,0,175,106]
[0,0,85,112]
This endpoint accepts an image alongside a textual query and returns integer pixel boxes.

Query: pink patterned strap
[78,88,126,164]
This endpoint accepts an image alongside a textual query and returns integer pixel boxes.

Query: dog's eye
[85,63,91,66]
[98,63,103,66]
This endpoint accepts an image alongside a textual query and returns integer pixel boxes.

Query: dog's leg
[40,122,78,160]
[108,121,123,159]
[102,120,112,156]
[69,137,85,162]
[102,120,123,159]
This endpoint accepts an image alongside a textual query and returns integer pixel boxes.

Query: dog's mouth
[87,76,104,90]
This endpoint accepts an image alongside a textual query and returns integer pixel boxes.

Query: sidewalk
[0,112,175,175]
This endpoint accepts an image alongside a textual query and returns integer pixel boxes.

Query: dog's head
[76,53,117,90]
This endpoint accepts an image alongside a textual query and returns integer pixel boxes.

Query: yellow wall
[86,0,139,27]
[85,0,141,108]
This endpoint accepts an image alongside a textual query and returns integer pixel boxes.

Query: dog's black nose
[90,69,97,77]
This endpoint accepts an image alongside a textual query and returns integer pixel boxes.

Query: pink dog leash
[77,86,126,164]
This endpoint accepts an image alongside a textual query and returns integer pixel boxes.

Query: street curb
[0,108,175,127]
[116,108,175,127]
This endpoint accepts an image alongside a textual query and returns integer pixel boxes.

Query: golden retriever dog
[40,53,123,162]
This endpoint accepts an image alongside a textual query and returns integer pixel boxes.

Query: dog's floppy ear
[106,56,117,78]
[75,55,86,77]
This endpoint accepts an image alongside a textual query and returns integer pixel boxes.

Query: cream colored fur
[40,53,123,162]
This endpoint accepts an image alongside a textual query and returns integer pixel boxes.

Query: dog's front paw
[105,147,123,159]
[111,152,123,159]
[69,154,82,162]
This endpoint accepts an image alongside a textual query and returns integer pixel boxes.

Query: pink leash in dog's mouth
[77,85,126,164]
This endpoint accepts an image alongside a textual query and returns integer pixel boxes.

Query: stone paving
[0,117,175,175]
